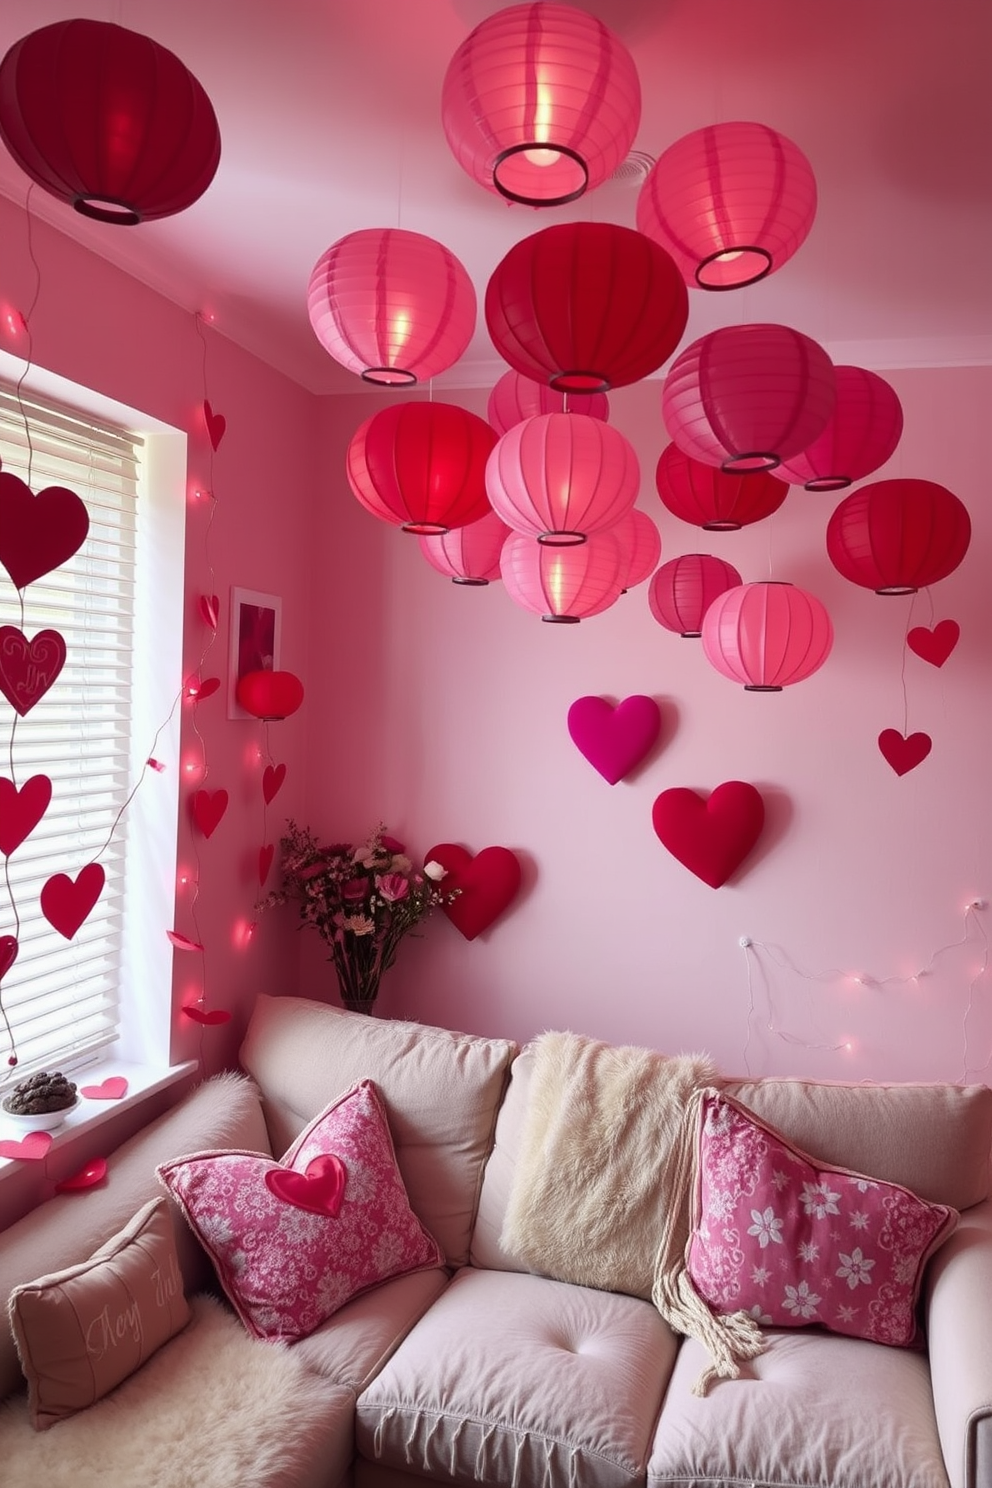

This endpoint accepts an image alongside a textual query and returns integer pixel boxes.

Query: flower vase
[334,965,383,1015]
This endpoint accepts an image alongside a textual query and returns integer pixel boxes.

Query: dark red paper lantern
[777,366,904,491]
[418,510,512,585]
[487,370,609,435]
[500,530,624,622]
[826,479,972,595]
[701,581,833,691]
[236,670,304,720]
[346,402,497,535]
[485,222,689,393]
[655,442,789,531]
[648,554,743,638]
[0,20,220,225]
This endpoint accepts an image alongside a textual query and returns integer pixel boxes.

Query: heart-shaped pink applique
[567,694,662,785]
[199,593,220,629]
[0,773,52,855]
[41,863,105,938]
[0,1131,53,1161]
[907,620,959,668]
[878,729,932,776]
[0,471,90,589]
[0,626,67,715]
[266,1154,348,1217]
[56,1157,108,1192]
[192,788,228,838]
[652,782,766,889]
[0,935,17,980]
[258,844,274,885]
[203,400,227,451]
[183,1005,232,1026]
[262,763,287,804]
[425,843,522,940]
[80,1077,128,1100]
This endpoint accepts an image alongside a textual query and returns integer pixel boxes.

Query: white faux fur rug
[0,1294,337,1488]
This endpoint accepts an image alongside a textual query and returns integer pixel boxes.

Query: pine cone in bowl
[2,1070,78,1116]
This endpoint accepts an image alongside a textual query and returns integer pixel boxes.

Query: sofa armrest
[926,1197,992,1488]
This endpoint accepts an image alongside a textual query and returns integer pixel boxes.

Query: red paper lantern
[0,20,220,224]
[486,413,639,546]
[308,229,476,386]
[441,2,641,207]
[500,530,624,622]
[609,509,662,591]
[655,442,789,531]
[485,222,689,393]
[487,370,609,435]
[701,581,833,691]
[648,554,743,638]
[346,402,496,535]
[636,121,817,290]
[777,366,904,491]
[826,479,971,595]
[662,324,836,473]
[418,511,512,585]
[236,670,304,720]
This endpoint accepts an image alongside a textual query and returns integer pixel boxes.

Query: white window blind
[0,380,143,1077]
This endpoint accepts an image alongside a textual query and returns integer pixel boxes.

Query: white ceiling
[1,0,990,395]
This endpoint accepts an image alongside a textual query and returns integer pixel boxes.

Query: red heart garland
[41,863,106,938]
[262,763,287,804]
[80,1077,128,1100]
[203,400,227,451]
[878,729,932,776]
[258,843,274,885]
[567,695,662,785]
[0,935,17,980]
[652,782,766,889]
[192,676,220,701]
[0,626,67,715]
[425,843,522,941]
[0,773,52,855]
[183,1005,231,1026]
[0,471,90,589]
[907,620,960,668]
[0,1131,53,1161]
[56,1157,108,1192]
[199,593,220,629]
[167,930,204,952]
[266,1154,347,1217]
[191,789,228,838]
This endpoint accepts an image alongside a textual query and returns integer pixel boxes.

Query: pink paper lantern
[308,229,476,386]
[701,581,834,691]
[236,670,304,720]
[346,402,496,535]
[609,510,662,591]
[487,370,609,435]
[777,366,904,491]
[655,442,789,531]
[441,2,641,207]
[486,413,639,546]
[662,324,836,473]
[418,511,512,585]
[826,479,971,595]
[500,530,625,622]
[648,554,743,638]
[636,121,817,290]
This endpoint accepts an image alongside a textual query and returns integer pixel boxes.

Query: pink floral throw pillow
[687,1090,958,1347]
[157,1079,443,1341]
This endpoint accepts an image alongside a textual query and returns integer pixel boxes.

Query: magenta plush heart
[0,773,52,855]
[652,782,766,889]
[567,695,662,785]
[0,626,66,714]
[41,863,105,938]
[0,471,90,589]
[878,729,932,776]
[425,843,522,940]
[266,1154,347,1217]
[907,621,959,668]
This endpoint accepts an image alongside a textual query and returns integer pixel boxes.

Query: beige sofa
[1,993,990,1488]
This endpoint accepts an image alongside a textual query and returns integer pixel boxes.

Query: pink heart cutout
[41,863,105,938]
[878,729,932,776]
[266,1154,347,1217]
[0,471,90,589]
[80,1077,128,1100]
[192,788,228,838]
[425,843,522,940]
[56,1157,108,1192]
[193,676,220,701]
[203,400,227,451]
[567,695,662,785]
[199,593,220,629]
[167,930,204,952]
[907,620,959,668]
[0,1131,53,1161]
[262,763,287,804]
[0,936,17,980]
[259,843,274,885]
[183,1005,232,1026]
[652,782,766,889]
[0,626,67,715]
[0,773,52,855]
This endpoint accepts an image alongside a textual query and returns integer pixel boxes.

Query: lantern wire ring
[550,370,611,394]
[75,194,141,226]
[696,245,772,290]
[721,451,782,473]
[362,367,418,386]
[492,143,589,207]
[537,531,588,547]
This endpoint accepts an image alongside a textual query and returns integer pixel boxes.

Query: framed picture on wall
[228,587,281,719]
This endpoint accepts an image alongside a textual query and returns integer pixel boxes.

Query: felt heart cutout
[0,773,52,855]
[567,694,662,785]
[0,471,90,589]
[41,863,106,938]
[425,843,522,940]
[652,781,766,889]
[0,626,66,715]
[199,593,220,629]
[0,935,17,980]
[193,676,220,701]
[0,1131,53,1161]
[265,1154,348,1218]
[191,788,228,838]
[258,843,274,885]
[907,620,959,668]
[80,1077,128,1100]
[878,729,932,776]
[167,930,204,952]
[56,1157,108,1192]
[183,1005,232,1026]
[203,400,227,451]
[262,763,287,804]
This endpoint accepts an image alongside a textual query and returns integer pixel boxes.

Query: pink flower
[376,873,410,903]
[341,878,369,902]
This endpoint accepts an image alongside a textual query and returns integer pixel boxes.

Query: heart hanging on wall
[878,729,932,776]
[266,1154,348,1217]
[907,620,959,668]
[258,844,274,884]
[0,626,67,715]
[0,471,90,589]
[0,773,52,855]
[191,788,229,838]
[652,781,766,889]
[0,935,17,980]
[40,863,106,938]
[203,400,227,451]
[199,593,220,629]
[424,843,522,940]
[262,763,287,804]
[567,694,663,785]
[183,1005,232,1026]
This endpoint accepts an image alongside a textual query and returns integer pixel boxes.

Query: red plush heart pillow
[425,843,522,940]
[652,781,765,888]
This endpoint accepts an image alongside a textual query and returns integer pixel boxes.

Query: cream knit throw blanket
[499,1032,766,1394]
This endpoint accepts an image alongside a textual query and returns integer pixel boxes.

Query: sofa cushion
[291,1266,450,1394]
[240,995,516,1266]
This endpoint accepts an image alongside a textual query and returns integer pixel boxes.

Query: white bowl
[1,1096,79,1132]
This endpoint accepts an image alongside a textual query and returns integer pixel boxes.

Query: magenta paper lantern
[308,228,476,386]
[500,529,625,622]
[418,510,512,585]
[826,478,971,595]
[701,581,833,691]
[441,2,641,207]
[486,412,639,546]
[662,324,836,473]
[487,370,609,435]
[777,366,904,491]
[0,20,220,224]
[649,554,743,638]
[485,222,689,393]
[636,121,817,290]
[655,441,789,531]
[346,402,496,535]
[609,509,662,591]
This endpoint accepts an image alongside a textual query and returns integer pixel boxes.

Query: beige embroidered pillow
[7,1196,190,1430]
